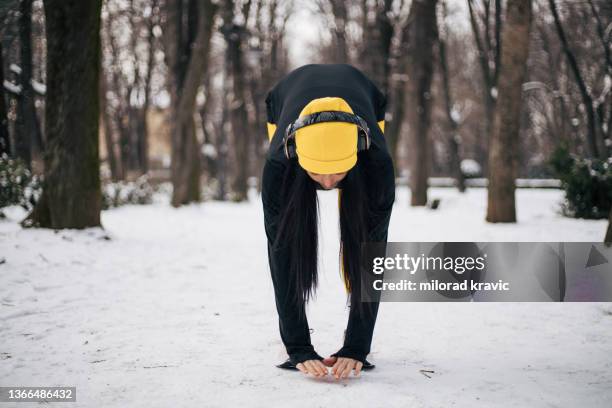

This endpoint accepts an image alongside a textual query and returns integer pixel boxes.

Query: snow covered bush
[0,154,42,213]
[550,145,612,219]
[102,174,155,209]
[460,159,482,178]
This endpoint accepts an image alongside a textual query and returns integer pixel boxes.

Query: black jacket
[261,63,395,365]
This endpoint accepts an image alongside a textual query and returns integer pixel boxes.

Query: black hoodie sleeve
[329,155,395,364]
[261,158,324,365]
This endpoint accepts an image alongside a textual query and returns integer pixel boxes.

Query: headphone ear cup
[357,129,369,152]
[285,137,297,159]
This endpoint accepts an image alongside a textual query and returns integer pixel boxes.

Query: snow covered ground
[1,186,611,407]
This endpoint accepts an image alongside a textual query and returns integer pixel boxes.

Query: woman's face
[306,171,348,190]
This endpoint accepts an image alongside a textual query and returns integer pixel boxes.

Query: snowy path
[1,187,611,407]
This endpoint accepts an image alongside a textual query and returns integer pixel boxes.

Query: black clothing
[261,63,395,365]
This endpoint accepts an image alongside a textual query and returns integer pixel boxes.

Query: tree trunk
[138,0,157,176]
[125,1,147,176]
[222,0,251,202]
[359,0,393,94]
[99,64,121,181]
[486,0,532,223]
[328,0,349,63]
[22,0,103,229]
[406,0,438,206]
[438,31,466,193]
[215,69,230,200]
[100,10,125,180]
[15,0,39,167]
[0,41,10,156]
[198,76,217,183]
[228,44,250,201]
[383,8,412,173]
[385,74,406,177]
[105,16,129,180]
[248,67,264,193]
[164,0,217,207]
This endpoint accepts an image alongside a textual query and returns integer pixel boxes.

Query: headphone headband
[285,111,370,138]
[283,110,371,159]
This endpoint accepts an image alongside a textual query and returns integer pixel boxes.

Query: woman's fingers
[297,361,312,375]
[332,359,348,378]
[303,360,317,376]
[354,361,363,376]
[296,358,362,378]
[331,358,361,379]
[331,359,343,377]
[306,360,320,376]
[314,360,329,376]
[302,360,328,376]
[296,362,308,374]
[340,360,354,378]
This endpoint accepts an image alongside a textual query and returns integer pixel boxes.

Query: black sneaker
[276,358,375,370]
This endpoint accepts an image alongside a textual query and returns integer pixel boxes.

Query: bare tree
[587,0,611,75]
[327,0,349,63]
[438,1,466,192]
[137,0,159,175]
[22,0,103,228]
[358,0,401,174]
[248,0,267,194]
[100,0,161,180]
[384,0,415,174]
[486,0,532,223]
[198,73,217,183]
[525,11,573,154]
[99,61,121,181]
[467,0,502,174]
[549,0,608,160]
[163,0,217,206]
[406,0,438,206]
[248,0,292,193]
[221,0,252,202]
[314,0,350,63]
[101,3,128,180]
[359,0,394,93]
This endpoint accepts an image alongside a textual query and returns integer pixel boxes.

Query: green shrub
[550,144,612,219]
[0,154,42,212]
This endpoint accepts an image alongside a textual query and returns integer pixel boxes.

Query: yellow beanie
[294,97,358,174]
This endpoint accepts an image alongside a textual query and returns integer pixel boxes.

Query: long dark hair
[273,153,371,319]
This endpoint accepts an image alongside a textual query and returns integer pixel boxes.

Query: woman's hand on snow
[295,359,329,377]
[323,356,363,378]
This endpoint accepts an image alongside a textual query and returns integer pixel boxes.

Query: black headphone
[283,110,371,160]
